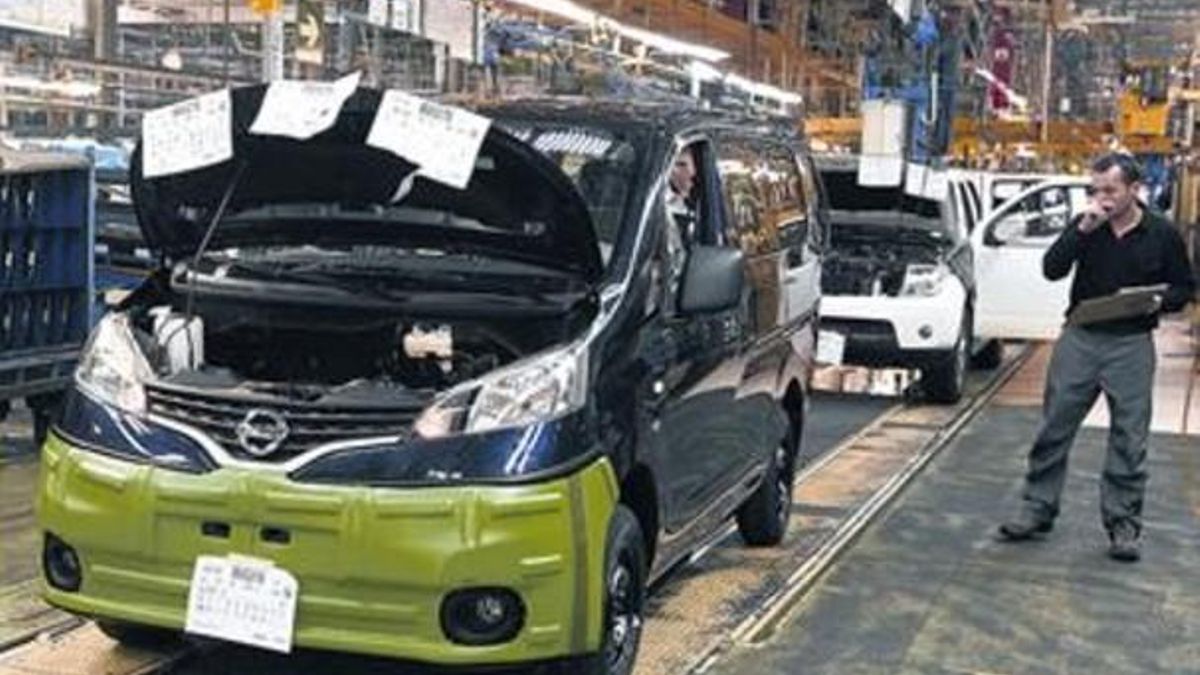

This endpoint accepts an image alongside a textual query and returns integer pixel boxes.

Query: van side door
[711,133,794,487]
[644,136,750,536]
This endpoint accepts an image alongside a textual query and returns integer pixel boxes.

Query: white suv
[817,158,1090,403]
[816,158,997,403]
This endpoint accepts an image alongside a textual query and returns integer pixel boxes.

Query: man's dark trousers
[1022,325,1155,532]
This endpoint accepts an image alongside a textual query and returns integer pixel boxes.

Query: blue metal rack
[0,151,94,442]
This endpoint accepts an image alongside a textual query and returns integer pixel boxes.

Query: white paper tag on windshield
[249,71,362,140]
[366,90,491,190]
[142,89,232,178]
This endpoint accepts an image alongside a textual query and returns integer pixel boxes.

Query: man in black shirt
[998,153,1196,562]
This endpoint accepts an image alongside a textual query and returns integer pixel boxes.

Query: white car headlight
[415,344,589,438]
[900,263,950,297]
[75,314,153,415]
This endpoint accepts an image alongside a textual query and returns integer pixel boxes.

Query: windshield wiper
[290,257,580,297]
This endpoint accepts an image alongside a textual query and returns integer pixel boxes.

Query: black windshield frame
[494,118,649,264]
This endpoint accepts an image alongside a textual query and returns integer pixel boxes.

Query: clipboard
[1066,284,1168,327]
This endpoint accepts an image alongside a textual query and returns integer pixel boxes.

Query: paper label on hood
[366,90,491,190]
[904,162,948,200]
[142,89,233,178]
[249,72,362,140]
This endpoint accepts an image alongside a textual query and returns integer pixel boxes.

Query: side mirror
[679,246,744,314]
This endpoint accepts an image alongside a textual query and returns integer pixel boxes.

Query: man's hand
[1077,202,1108,234]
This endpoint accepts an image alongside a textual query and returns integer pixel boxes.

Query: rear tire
[736,416,799,547]
[96,620,180,649]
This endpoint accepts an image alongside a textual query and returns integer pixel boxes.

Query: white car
[969,175,1092,341]
[816,158,1086,403]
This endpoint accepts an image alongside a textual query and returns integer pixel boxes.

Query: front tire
[971,339,1003,370]
[923,313,970,404]
[96,620,180,649]
[26,392,63,448]
[736,417,799,547]
[587,504,647,675]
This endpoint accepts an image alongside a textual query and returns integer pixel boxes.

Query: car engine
[823,234,944,297]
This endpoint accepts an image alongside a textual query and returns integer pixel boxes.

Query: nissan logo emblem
[235,409,290,458]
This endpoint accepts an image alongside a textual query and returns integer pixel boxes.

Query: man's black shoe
[1108,522,1141,562]
[997,513,1054,541]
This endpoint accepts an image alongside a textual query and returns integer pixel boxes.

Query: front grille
[821,317,896,339]
[146,383,423,463]
[822,260,904,296]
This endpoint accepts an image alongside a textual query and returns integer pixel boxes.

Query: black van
[39,89,825,674]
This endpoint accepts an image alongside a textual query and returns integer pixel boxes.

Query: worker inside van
[662,143,705,309]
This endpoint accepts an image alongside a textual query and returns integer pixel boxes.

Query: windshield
[821,170,942,220]
[497,121,642,264]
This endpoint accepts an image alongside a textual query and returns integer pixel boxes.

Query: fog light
[918,325,934,340]
[43,533,82,592]
[440,588,525,646]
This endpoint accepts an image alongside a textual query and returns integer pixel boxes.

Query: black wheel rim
[774,441,793,523]
[605,553,642,673]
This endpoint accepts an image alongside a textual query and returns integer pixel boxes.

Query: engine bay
[822,228,947,297]
[122,274,590,408]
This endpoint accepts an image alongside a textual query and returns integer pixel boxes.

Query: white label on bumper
[817,330,847,366]
[185,555,298,653]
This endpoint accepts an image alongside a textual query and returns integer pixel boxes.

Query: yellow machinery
[1117,60,1174,138]
[1117,91,1172,138]
[805,116,1175,169]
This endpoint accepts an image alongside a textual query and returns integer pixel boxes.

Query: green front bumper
[36,435,618,665]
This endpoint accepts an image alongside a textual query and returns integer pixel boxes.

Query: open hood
[130,85,602,281]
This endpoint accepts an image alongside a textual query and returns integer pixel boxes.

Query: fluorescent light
[0,75,101,99]
[506,1,804,107]
[616,23,729,62]
[721,73,802,106]
[688,60,723,82]
[687,61,803,107]
[506,0,730,62]
[506,0,594,24]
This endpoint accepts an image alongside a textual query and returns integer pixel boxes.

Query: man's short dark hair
[1091,153,1143,185]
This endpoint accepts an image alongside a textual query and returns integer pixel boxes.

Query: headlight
[899,263,950,297]
[56,388,215,473]
[415,344,588,438]
[75,314,153,415]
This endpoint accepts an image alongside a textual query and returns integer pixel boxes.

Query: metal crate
[0,150,94,440]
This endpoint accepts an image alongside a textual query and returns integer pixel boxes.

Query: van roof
[474,97,804,140]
